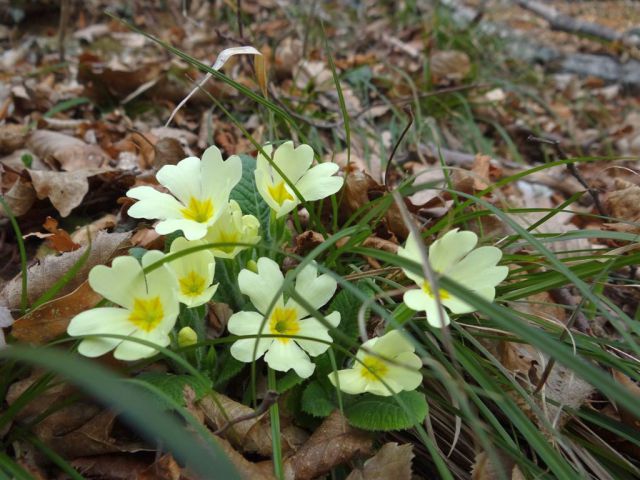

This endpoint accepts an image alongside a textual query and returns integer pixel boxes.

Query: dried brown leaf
[286,410,373,480]
[430,50,471,85]
[611,371,640,430]
[27,130,110,171]
[51,410,149,458]
[0,230,130,312]
[11,280,102,344]
[0,176,35,217]
[0,124,28,154]
[345,442,414,480]
[72,454,150,479]
[199,393,308,456]
[27,167,112,217]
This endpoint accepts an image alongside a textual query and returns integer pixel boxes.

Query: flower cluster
[67,140,508,400]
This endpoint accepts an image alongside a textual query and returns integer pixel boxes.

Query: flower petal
[328,369,368,395]
[273,141,313,185]
[295,163,343,201]
[385,353,423,391]
[428,229,478,274]
[113,329,170,361]
[264,340,315,378]
[227,311,266,335]
[446,246,506,284]
[403,290,450,327]
[67,307,133,336]
[288,262,337,315]
[295,312,339,357]
[88,257,146,309]
[397,232,427,286]
[238,258,284,315]
[78,337,123,358]
[155,218,208,240]
[368,330,415,358]
[230,338,272,363]
[127,187,184,220]
[364,377,402,397]
[156,156,201,204]
[202,151,242,204]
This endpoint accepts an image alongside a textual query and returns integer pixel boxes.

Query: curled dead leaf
[0,230,130,312]
[345,442,414,480]
[0,124,28,154]
[286,410,373,480]
[11,280,102,344]
[0,175,36,217]
[27,167,113,217]
[27,130,110,171]
[199,392,308,456]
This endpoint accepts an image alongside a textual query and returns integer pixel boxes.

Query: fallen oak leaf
[345,442,414,480]
[10,280,101,344]
[286,410,373,480]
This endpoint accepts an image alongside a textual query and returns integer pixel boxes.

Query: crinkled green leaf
[301,381,335,418]
[230,154,270,232]
[136,373,210,407]
[344,391,427,431]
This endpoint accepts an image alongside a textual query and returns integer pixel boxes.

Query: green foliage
[230,154,271,232]
[344,391,428,432]
[135,373,210,408]
[301,381,335,418]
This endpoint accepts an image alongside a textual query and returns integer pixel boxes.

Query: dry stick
[384,109,414,189]
[213,390,279,436]
[236,0,244,40]
[527,135,606,216]
[58,0,71,63]
[534,293,589,394]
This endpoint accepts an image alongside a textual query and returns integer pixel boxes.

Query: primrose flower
[167,237,217,307]
[67,251,180,361]
[127,146,242,240]
[227,257,340,378]
[398,229,508,327]
[202,200,260,258]
[255,141,343,218]
[328,330,423,397]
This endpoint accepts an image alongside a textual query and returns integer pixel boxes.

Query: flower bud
[178,326,198,348]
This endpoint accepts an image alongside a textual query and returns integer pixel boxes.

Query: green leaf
[230,154,270,232]
[329,285,369,343]
[301,381,335,418]
[212,349,246,388]
[344,391,428,431]
[136,373,210,407]
[276,370,305,393]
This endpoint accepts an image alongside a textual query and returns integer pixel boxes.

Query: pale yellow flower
[397,229,508,327]
[127,146,242,240]
[67,251,179,361]
[328,330,423,396]
[255,141,343,218]
[202,200,260,258]
[167,237,217,307]
[227,257,340,378]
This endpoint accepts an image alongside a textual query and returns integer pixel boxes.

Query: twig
[58,0,71,63]
[385,108,413,188]
[213,390,279,436]
[514,0,625,45]
[527,135,606,216]
[236,0,244,40]
[534,290,589,394]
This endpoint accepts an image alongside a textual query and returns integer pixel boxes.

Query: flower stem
[267,368,284,480]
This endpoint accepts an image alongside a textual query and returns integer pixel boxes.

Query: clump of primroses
[68,141,507,397]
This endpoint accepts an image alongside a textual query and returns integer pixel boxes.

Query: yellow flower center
[128,297,164,332]
[422,280,450,300]
[268,180,294,206]
[217,229,239,254]
[181,197,214,223]
[269,307,299,343]
[359,355,389,381]
[179,270,206,297]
